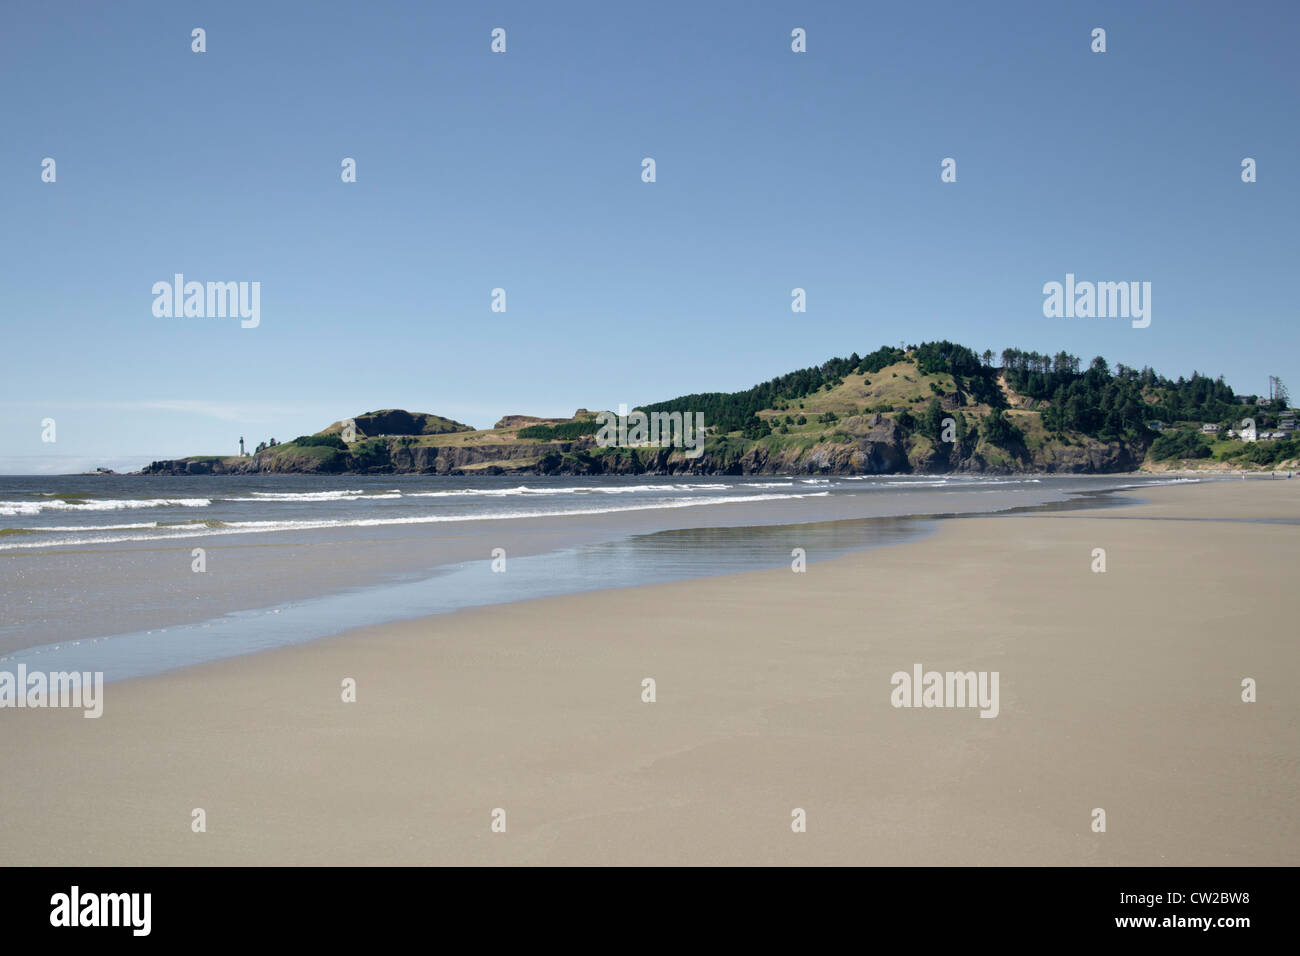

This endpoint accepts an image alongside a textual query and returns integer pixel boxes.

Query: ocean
[0,473,1200,679]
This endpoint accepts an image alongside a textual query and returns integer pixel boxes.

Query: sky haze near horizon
[1,0,1297,473]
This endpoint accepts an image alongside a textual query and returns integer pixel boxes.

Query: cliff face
[1019,438,1144,473]
[387,441,570,473]
[143,440,570,476]
[141,427,1143,476]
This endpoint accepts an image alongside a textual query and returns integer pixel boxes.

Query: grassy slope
[741,360,1053,466]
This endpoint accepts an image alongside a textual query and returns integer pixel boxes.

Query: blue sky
[2,0,1296,473]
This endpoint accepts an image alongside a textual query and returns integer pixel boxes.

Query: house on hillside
[1200,423,1220,434]
[1146,420,1166,431]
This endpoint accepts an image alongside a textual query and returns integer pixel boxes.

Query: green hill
[139,343,1298,476]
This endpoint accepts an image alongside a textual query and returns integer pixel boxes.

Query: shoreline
[1,476,1187,673]
[2,478,1296,865]
[53,465,1300,478]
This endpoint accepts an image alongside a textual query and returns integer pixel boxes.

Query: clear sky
[2,0,1296,473]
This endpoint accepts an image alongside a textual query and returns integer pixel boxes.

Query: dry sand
[2,478,1297,865]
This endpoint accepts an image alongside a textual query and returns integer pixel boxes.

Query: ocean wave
[18,521,162,532]
[0,498,211,516]
[408,483,730,498]
[226,490,369,501]
[1107,477,1202,490]
[0,491,832,550]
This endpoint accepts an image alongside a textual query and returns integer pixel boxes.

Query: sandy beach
[2,478,1296,866]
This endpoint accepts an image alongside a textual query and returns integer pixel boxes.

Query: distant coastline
[134,342,1299,478]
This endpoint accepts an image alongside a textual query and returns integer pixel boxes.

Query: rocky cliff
[141,424,1143,477]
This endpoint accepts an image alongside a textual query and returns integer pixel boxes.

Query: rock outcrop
[141,426,1145,477]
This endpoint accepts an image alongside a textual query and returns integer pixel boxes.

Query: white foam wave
[0,498,211,517]
[23,521,162,532]
[229,490,368,501]
[408,483,729,498]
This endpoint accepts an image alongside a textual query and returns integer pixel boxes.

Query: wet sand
[0,476,1144,654]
